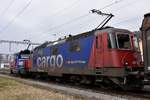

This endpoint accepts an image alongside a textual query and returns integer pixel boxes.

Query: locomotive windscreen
[117,34,130,49]
[108,33,131,49]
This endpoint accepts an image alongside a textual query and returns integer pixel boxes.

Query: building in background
[0,54,10,68]
[134,31,143,61]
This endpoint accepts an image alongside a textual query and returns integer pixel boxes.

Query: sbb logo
[37,54,63,68]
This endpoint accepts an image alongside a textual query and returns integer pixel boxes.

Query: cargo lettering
[37,54,63,68]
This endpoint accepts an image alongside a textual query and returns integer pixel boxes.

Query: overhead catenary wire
[99,0,125,10]
[53,0,138,36]
[112,16,142,25]
[42,13,90,33]
[33,0,80,28]
[108,0,143,28]
[27,13,90,40]
[28,0,125,40]
[0,0,33,34]
[31,0,144,43]
[112,0,140,12]
[52,0,140,32]
[0,0,144,54]
[43,0,125,33]
[0,0,15,18]
[37,0,124,29]
[48,0,80,17]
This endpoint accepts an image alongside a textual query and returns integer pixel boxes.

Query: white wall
[0,64,4,68]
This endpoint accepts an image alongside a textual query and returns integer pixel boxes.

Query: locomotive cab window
[108,33,131,49]
[69,42,80,52]
[117,34,131,49]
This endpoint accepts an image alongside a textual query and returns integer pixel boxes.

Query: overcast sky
[0,0,150,54]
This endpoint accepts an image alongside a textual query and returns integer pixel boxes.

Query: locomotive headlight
[140,61,144,66]
[124,61,129,66]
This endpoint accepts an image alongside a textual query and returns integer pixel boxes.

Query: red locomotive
[10,50,32,75]
[10,10,144,90]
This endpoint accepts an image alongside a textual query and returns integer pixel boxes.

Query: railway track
[0,69,150,100]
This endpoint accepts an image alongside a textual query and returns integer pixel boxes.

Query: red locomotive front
[89,28,144,90]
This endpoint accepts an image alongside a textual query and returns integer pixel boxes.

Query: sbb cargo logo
[37,54,63,68]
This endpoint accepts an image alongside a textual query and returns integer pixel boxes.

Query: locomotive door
[95,34,103,67]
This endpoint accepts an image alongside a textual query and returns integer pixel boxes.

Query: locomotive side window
[117,34,131,49]
[51,47,58,55]
[69,42,80,52]
[107,33,117,48]
[37,49,43,56]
